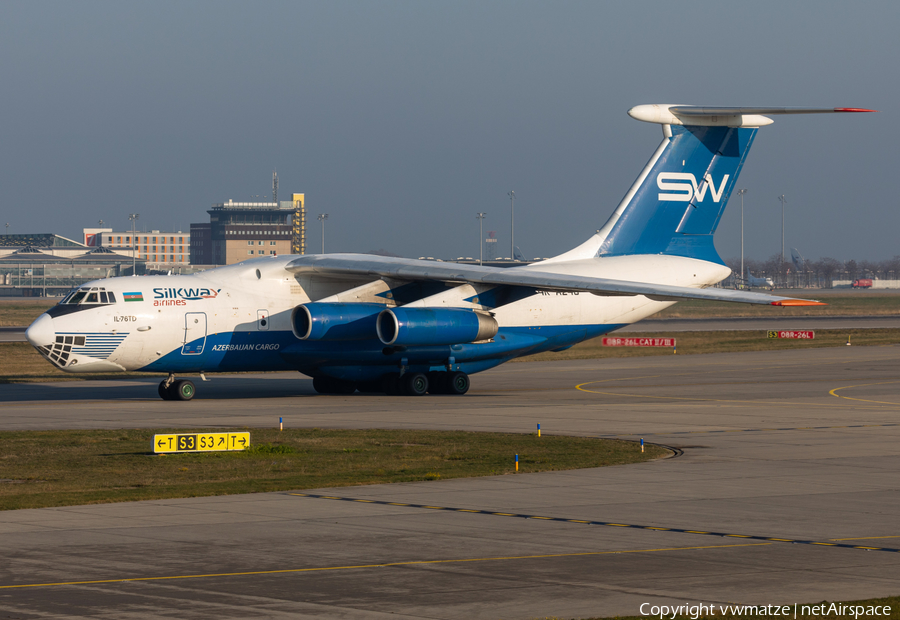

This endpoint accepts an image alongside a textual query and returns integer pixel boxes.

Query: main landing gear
[380,371,469,396]
[158,374,196,401]
[312,371,470,397]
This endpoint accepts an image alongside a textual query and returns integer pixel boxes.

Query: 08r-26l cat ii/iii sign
[26,104,873,400]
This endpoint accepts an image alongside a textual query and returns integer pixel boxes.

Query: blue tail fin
[598,124,757,264]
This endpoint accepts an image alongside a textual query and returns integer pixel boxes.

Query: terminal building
[82,228,190,265]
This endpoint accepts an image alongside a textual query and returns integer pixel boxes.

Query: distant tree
[845,259,859,280]
[819,257,841,288]
[723,257,742,287]
[762,254,791,286]
[880,255,900,281]
[859,260,879,278]
[744,258,763,277]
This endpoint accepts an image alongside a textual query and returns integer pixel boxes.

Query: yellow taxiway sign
[153,432,250,454]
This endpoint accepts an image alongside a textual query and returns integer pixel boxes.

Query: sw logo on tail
[657,172,730,203]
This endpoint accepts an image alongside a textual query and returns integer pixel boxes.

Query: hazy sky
[1,1,895,262]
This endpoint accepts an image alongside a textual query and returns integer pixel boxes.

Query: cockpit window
[67,291,88,305]
[47,287,118,319]
[59,287,116,306]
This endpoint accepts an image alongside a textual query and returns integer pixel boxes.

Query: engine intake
[376,307,498,346]
[292,303,383,341]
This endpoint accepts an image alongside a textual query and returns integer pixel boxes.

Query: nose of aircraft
[25,313,55,348]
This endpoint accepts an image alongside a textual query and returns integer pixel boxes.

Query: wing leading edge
[285,254,824,307]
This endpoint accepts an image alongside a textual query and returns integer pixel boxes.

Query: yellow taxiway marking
[0,542,771,591]
[576,381,882,409]
[830,535,900,541]
[829,381,900,405]
[287,493,900,554]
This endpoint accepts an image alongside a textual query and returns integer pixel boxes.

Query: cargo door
[182,312,207,355]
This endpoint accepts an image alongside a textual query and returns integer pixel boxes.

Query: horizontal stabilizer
[628,105,876,127]
[669,106,877,116]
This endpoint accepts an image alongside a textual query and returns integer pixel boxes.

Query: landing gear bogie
[158,375,195,401]
[376,371,468,396]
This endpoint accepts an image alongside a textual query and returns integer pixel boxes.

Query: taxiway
[1,346,899,618]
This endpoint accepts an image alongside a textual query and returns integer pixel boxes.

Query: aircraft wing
[285,254,823,306]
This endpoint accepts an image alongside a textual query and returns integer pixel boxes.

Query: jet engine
[292,302,383,341]
[376,307,498,346]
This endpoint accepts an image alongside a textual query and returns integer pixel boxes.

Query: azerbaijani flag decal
[123,291,144,302]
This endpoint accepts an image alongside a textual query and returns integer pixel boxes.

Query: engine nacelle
[376,307,498,346]
[292,302,383,341]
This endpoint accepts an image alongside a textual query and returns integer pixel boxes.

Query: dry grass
[0,428,666,510]
[0,342,164,382]
[0,300,55,326]
[517,329,900,363]
[653,292,900,318]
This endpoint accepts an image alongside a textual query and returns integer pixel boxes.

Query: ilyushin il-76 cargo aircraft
[26,104,873,400]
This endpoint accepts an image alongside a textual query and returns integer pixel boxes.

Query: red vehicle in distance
[852,279,873,288]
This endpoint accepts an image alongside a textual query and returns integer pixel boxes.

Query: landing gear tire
[173,379,195,401]
[403,372,429,396]
[158,380,173,400]
[446,371,469,395]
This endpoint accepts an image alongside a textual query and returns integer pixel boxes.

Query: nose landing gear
[158,374,196,401]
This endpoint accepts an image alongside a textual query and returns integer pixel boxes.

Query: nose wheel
[158,375,196,401]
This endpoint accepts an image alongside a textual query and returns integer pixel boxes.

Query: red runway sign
[767,330,815,339]
[602,337,675,347]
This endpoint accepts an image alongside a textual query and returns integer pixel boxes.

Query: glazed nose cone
[25,313,55,348]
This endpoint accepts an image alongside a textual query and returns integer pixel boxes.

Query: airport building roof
[0,233,86,249]
[0,245,140,263]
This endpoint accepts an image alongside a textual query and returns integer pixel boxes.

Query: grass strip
[0,300,55,326]
[654,293,900,318]
[0,342,166,382]
[568,595,900,620]
[0,428,665,510]
[517,328,900,362]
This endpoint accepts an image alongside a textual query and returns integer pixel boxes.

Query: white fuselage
[26,254,729,377]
